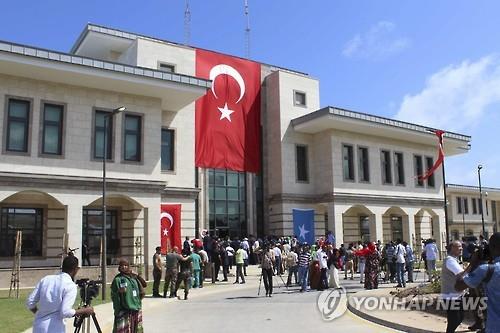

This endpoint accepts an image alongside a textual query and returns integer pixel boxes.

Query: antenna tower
[244,0,251,58]
[184,0,191,45]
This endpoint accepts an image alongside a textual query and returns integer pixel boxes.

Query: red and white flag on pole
[195,49,261,173]
[418,130,445,181]
[160,204,182,255]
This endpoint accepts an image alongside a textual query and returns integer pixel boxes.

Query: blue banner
[293,208,315,245]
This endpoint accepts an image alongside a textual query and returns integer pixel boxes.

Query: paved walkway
[22,266,466,333]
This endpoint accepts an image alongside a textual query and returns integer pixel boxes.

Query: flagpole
[442,161,450,246]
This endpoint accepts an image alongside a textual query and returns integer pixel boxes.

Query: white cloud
[395,55,500,132]
[342,21,410,59]
[395,55,500,187]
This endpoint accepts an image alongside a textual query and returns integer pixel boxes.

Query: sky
[1,0,499,187]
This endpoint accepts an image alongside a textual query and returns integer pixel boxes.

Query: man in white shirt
[26,255,94,333]
[440,241,468,333]
[394,239,407,288]
[316,245,329,290]
[273,244,283,275]
[225,244,235,270]
[424,239,439,282]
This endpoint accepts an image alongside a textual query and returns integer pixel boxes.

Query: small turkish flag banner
[160,204,182,255]
[195,49,261,173]
[418,130,445,181]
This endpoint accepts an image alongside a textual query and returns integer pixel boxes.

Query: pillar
[328,203,343,246]
[66,203,83,260]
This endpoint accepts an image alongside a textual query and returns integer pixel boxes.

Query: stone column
[371,207,385,244]
[66,203,83,260]
[328,203,343,246]
[404,208,418,249]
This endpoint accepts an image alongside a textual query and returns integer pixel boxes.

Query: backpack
[262,252,273,270]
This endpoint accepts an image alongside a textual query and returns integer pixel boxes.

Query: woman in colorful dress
[355,242,380,290]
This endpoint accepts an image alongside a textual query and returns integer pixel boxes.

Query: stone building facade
[0,24,475,284]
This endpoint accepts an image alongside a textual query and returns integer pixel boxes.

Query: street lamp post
[478,164,486,237]
[101,106,125,300]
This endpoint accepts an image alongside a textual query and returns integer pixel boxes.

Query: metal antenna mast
[184,0,191,45]
[244,0,251,58]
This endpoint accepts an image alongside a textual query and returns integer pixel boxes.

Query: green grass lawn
[0,272,216,333]
[0,282,157,333]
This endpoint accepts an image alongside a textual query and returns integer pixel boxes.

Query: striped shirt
[298,253,311,267]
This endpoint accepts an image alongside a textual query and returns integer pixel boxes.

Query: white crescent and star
[160,212,174,236]
[217,103,235,122]
[209,64,246,122]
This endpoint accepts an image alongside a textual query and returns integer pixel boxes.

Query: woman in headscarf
[355,242,380,290]
[309,244,321,290]
[327,246,341,289]
[111,258,147,333]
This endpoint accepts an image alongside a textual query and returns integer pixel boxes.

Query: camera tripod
[257,269,288,296]
[74,308,102,333]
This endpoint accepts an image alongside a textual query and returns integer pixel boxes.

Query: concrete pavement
[22,266,462,333]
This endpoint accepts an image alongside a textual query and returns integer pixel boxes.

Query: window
[294,91,306,106]
[93,110,113,160]
[358,147,370,182]
[82,209,118,264]
[296,145,309,182]
[414,155,424,187]
[41,103,64,155]
[5,98,30,153]
[208,169,247,238]
[123,114,142,162]
[464,198,469,214]
[394,152,405,185]
[381,150,392,184]
[391,215,403,241]
[457,197,463,214]
[472,198,478,214]
[161,128,175,171]
[342,144,354,181]
[158,62,175,73]
[0,207,43,257]
[360,216,370,242]
[426,156,435,187]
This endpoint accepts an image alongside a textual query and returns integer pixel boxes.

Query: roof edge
[292,106,471,142]
[72,23,310,77]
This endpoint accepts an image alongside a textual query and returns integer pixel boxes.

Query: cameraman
[456,232,500,333]
[26,256,94,333]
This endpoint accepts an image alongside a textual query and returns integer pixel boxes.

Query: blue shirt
[405,246,414,262]
[463,257,500,333]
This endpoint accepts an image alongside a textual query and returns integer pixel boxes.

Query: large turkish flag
[195,49,261,173]
[160,204,181,254]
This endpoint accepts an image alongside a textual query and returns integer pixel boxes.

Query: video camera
[75,278,102,305]
[467,242,491,262]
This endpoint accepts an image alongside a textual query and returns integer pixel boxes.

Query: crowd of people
[24,230,500,333]
[150,232,423,297]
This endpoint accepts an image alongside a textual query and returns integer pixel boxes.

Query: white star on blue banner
[292,208,315,244]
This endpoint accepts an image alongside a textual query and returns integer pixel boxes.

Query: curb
[347,300,440,333]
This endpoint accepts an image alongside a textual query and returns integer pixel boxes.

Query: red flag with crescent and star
[418,130,445,181]
[195,49,261,172]
[160,204,181,255]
